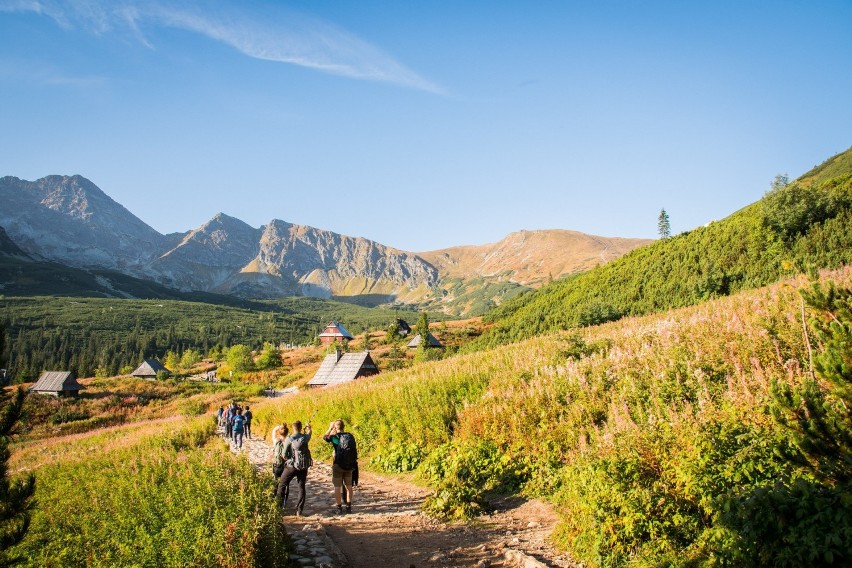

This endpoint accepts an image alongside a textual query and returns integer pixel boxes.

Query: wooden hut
[131,359,170,380]
[407,333,444,349]
[318,322,354,346]
[307,350,379,388]
[29,371,83,397]
[395,319,412,337]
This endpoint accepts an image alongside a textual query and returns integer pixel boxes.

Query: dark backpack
[272,441,286,477]
[335,433,357,471]
[289,435,312,471]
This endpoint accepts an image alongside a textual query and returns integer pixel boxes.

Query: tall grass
[12,418,288,567]
[253,267,852,565]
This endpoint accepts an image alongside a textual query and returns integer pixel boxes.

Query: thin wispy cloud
[0,0,444,94]
[0,60,106,87]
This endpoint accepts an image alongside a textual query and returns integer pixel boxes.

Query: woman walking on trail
[232,409,246,450]
[271,423,289,497]
[224,404,235,438]
[323,419,358,515]
[276,421,312,516]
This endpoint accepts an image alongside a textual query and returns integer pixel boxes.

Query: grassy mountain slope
[252,266,852,566]
[473,146,852,348]
[419,229,652,287]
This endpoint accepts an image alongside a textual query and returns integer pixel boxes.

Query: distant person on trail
[216,405,224,427]
[323,419,358,514]
[244,406,253,439]
[225,405,235,438]
[232,409,246,450]
[276,420,312,516]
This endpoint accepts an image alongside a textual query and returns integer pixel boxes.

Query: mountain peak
[203,212,255,231]
[0,175,163,270]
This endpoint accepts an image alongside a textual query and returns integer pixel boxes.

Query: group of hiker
[216,403,360,516]
[216,402,252,450]
[271,418,358,516]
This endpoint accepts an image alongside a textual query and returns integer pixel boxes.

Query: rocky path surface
[224,428,579,568]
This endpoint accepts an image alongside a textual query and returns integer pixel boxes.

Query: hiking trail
[224,427,580,568]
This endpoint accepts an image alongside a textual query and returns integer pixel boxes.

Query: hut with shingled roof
[407,333,444,349]
[318,322,354,346]
[131,359,170,380]
[29,371,83,397]
[307,350,379,388]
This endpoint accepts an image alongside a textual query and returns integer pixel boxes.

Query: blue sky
[2,1,851,251]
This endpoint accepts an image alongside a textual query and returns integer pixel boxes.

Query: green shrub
[49,409,90,425]
[422,439,527,520]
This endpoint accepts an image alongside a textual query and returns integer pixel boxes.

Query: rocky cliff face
[167,217,439,300]
[255,221,437,297]
[0,175,163,270]
[148,213,262,292]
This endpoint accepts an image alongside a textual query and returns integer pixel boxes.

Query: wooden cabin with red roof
[318,321,354,346]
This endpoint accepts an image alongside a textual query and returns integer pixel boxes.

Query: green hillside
[0,295,420,381]
[473,146,852,348]
[252,267,852,565]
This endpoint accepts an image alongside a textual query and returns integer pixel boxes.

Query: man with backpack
[323,419,357,514]
[276,420,312,516]
[244,406,253,439]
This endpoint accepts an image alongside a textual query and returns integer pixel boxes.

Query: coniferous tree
[774,281,852,484]
[770,173,790,192]
[416,312,430,339]
[657,208,671,239]
[385,320,400,343]
[0,387,35,565]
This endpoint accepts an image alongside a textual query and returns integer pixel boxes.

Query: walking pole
[306,409,319,428]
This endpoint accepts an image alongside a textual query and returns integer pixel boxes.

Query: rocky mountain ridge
[0,175,650,313]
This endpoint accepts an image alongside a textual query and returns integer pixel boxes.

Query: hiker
[271,423,289,497]
[224,405,235,438]
[244,406,253,439]
[276,420,312,516]
[232,409,246,450]
[216,405,224,427]
[323,419,358,514]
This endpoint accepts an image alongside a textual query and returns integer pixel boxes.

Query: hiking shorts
[332,463,353,487]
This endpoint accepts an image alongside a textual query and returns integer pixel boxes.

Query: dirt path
[227,428,580,568]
